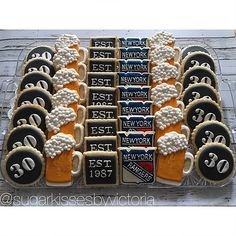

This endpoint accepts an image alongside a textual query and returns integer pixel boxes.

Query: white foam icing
[149,45,175,64]
[46,107,76,133]
[149,31,175,49]
[151,63,178,83]
[53,47,79,69]
[44,133,76,158]
[151,83,178,107]
[52,68,79,90]
[155,106,183,130]
[157,131,188,156]
[55,34,80,50]
[52,88,79,107]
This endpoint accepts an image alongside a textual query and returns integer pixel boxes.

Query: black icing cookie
[182,66,217,91]
[181,45,209,60]
[23,58,55,77]
[182,83,219,107]
[195,143,235,184]
[184,98,222,131]
[5,124,46,153]
[182,52,215,73]
[19,71,54,93]
[16,87,52,112]
[192,120,231,150]
[1,146,45,187]
[11,104,48,132]
[26,46,55,62]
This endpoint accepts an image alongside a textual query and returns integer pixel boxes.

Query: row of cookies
[180,45,235,185]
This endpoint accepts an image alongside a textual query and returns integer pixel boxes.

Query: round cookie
[10,104,48,132]
[23,58,55,77]
[182,66,218,91]
[1,146,45,187]
[181,83,219,107]
[195,143,235,185]
[192,121,231,150]
[16,87,52,112]
[5,124,46,153]
[182,52,216,73]
[184,98,223,131]
[19,71,54,93]
[181,45,209,60]
[25,46,55,62]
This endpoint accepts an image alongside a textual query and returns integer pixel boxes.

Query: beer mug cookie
[44,133,83,186]
[156,131,194,185]
[55,34,83,52]
[149,31,176,49]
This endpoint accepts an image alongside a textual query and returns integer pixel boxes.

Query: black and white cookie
[10,104,48,132]
[1,146,45,187]
[23,58,55,77]
[195,143,235,185]
[16,87,52,112]
[19,71,54,94]
[181,45,209,61]
[192,120,231,150]
[182,52,216,73]
[181,66,218,91]
[25,46,55,62]
[184,98,223,131]
[181,83,219,107]
[5,124,46,153]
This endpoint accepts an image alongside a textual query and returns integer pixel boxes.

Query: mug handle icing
[74,124,84,149]
[78,62,87,82]
[174,47,181,63]
[78,82,87,104]
[181,124,190,141]
[77,105,86,124]
[78,47,88,64]
[71,151,83,176]
[177,100,185,112]
[175,82,183,99]
[183,152,194,176]
[174,62,181,81]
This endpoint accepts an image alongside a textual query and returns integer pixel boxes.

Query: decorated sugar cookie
[118,59,150,73]
[87,105,117,119]
[181,45,209,60]
[87,72,117,87]
[117,72,150,86]
[89,47,116,59]
[149,31,175,48]
[90,37,117,48]
[1,146,45,187]
[88,59,117,72]
[118,47,149,60]
[195,143,235,185]
[192,120,231,150]
[184,98,223,131]
[85,136,117,152]
[55,34,80,51]
[26,46,55,62]
[118,38,148,48]
[117,86,151,101]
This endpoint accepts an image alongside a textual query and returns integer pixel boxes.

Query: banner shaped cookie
[83,151,118,186]
[118,101,153,116]
[118,60,150,73]
[119,147,156,184]
[117,86,151,101]
[85,119,117,136]
[87,106,117,119]
[119,116,154,132]
[26,46,55,62]
[118,47,149,59]
[84,136,117,151]
[88,87,116,106]
[87,72,116,87]
[118,38,148,47]
[118,131,155,147]
[90,37,117,48]
[88,47,116,59]
[117,72,150,86]
[88,59,116,72]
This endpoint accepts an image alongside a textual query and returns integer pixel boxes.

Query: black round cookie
[11,104,48,132]
[182,66,217,91]
[26,46,55,62]
[6,125,46,153]
[182,52,215,73]
[195,143,235,184]
[23,58,55,77]
[19,71,54,93]
[16,87,52,112]
[182,83,219,107]
[184,98,222,131]
[1,146,44,187]
[192,121,231,150]
[181,45,209,60]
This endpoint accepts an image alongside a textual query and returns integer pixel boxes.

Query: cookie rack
[0,36,235,189]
